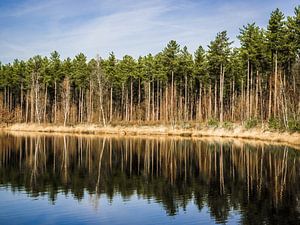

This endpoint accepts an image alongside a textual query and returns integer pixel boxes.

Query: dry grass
[1,123,300,148]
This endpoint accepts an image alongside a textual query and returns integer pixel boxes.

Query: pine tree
[49,51,62,123]
[267,8,285,119]
[162,40,180,122]
[207,31,232,122]
[72,53,88,123]
[194,45,208,120]
[178,46,193,120]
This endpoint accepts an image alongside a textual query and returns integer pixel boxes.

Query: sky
[0,0,299,63]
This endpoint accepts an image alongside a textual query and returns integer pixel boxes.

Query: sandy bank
[1,123,299,147]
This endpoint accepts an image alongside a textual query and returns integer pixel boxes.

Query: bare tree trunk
[130,77,133,121]
[247,59,250,119]
[35,73,40,124]
[214,81,217,119]
[160,82,163,121]
[209,83,212,119]
[255,71,259,118]
[30,73,34,123]
[156,80,159,121]
[259,72,263,120]
[241,80,244,121]
[89,80,93,123]
[121,83,124,120]
[43,85,47,123]
[165,85,168,121]
[96,65,106,126]
[198,82,202,121]
[81,89,84,123]
[250,67,253,118]
[138,78,141,120]
[184,75,187,121]
[274,51,278,118]
[26,90,29,123]
[110,87,113,122]
[220,64,224,123]
[63,78,70,126]
[171,71,174,121]
[125,87,128,121]
[78,87,81,123]
[20,83,23,122]
[3,87,6,109]
[148,81,151,121]
[231,79,235,121]
[54,81,57,123]
[152,80,155,121]
[268,76,272,120]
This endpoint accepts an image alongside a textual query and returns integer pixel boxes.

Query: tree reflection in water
[0,134,299,224]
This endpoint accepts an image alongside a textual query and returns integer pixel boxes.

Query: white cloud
[0,0,298,63]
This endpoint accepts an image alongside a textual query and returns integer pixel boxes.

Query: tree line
[1,7,300,129]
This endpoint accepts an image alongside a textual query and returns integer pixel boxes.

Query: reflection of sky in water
[0,188,240,225]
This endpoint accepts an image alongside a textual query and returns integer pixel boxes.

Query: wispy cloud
[0,0,298,63]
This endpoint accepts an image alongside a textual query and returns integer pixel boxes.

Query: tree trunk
[209,83,212,119]
[219,64,224,123]
[255,71,259,118]
[247,59,250,119]
[54,81,57,124]
[232,79,235,121]
[138,78,141,120]
[121,83,124,120]
[250,66,253,118]
[198,82,202,121]
[89,80,93,123]
[25,90,29,123]
[156,80,159,121]
[165,85,168,121]
[152,80,155,121]
[35,74,40,124]
[184,75,187,121]
[63,78,70,127]
[110,87,113,122]
[274,51,278,118]
[20,83,23,122]
[130,77,133,121]
[241,80,244,121]
[96,69,106,126]
[78,87,81,123]
[43,85,47,123]
[125,87,128,121]
[268,76,272,120]
[171,71,174,121]
[214,80,217,119]
[148,81,151,121]
[30,73,34,123]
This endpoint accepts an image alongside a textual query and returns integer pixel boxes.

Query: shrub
[182,122,191,129]
[223,121,233,130]
[207,118,219,128]
[268,117,284,130]
[288,118,300,132]
[245,118,258,129]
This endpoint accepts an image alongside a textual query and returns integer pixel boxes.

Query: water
[0,133,299,225]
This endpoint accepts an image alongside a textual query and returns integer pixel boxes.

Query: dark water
[0,134,299,225]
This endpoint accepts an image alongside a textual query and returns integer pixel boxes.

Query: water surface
[0,134,299,224]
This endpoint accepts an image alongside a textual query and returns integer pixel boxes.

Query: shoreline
[1,123,300,148]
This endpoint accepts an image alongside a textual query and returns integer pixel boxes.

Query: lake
[0,133,299,225]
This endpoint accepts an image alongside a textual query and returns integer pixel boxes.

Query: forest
[0,7,300,130]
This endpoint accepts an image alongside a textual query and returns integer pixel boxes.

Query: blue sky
[0,0,299,63]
